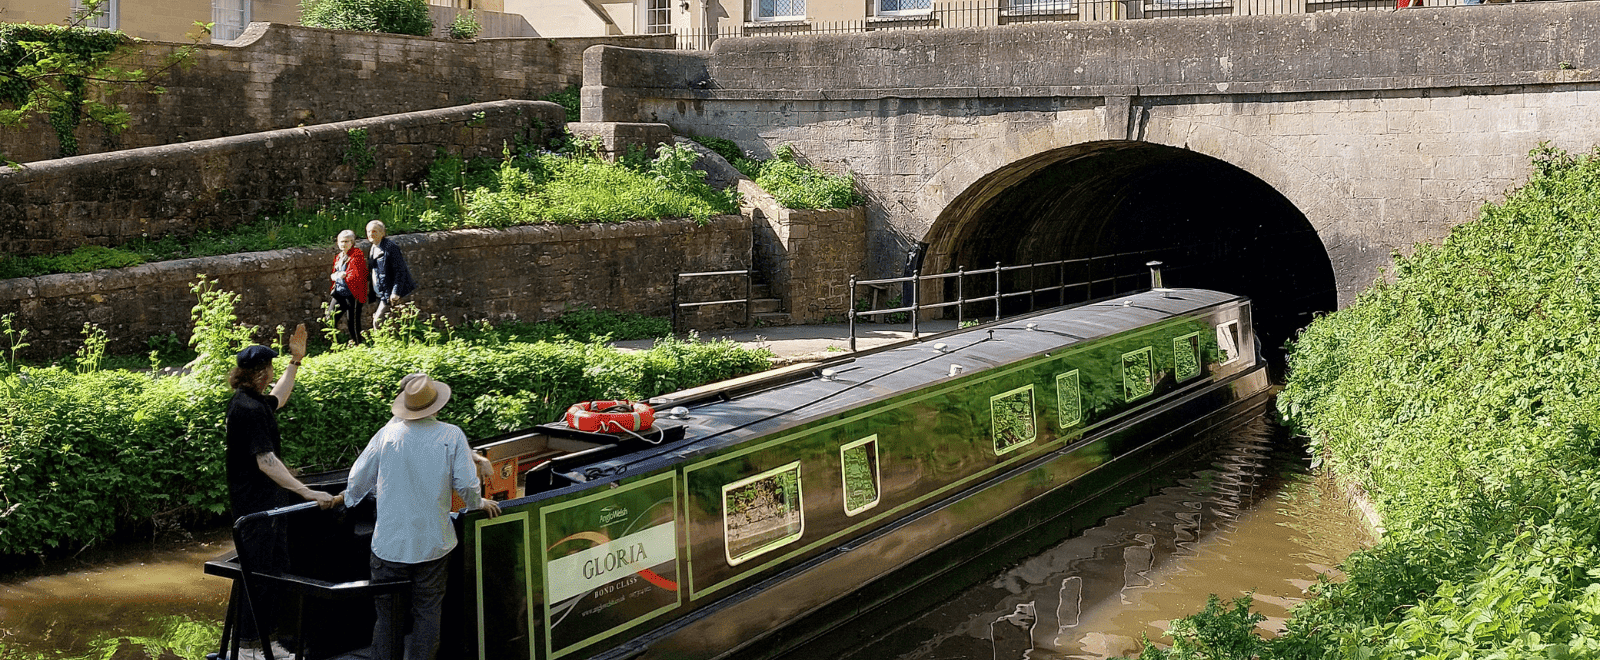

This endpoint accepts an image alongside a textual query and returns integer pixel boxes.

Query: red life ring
[565,400,656,433]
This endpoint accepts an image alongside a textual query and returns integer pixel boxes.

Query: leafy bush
[300,0,433,36]
[447,12,481,39]
[752,145,863,210]
[690,135,753,171]
[0,142,739,279]
[0,281,770,557]
[1121,595,1269,660]
[541,84,580,122]
[691,140,863,210]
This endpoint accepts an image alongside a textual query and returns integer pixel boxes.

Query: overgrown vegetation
[691,137,863,210]
[1123,145,1600,659]
[541,84,580,122]
[0,140,738,279]
[447,11,482,40]
[300,0,434,36]
[0,278,770,557]
[1,2,203,159]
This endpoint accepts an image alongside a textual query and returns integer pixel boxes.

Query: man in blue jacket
[365,220,416,327]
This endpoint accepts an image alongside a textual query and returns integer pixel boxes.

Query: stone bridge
[582,1,1600,349]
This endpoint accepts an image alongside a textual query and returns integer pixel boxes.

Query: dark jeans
[332,290,363,344]
[370,553,447,660]
[235,516,290,641]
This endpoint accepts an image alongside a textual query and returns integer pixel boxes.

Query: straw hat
[392,373,451,420]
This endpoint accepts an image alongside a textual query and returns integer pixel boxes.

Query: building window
[70,0,116,29]
[754,0,805,21]
[877,0,931,15]
[645,0,672,34]
[213,0,251,43]
[1007,0,1075,14]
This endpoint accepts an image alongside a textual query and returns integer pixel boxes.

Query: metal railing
[844,248,1173,351]
[672,269,753,334]
[676,0,1564,48]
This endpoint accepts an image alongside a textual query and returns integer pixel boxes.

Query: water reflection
[834,413,1372,660]
[0,531,231,659]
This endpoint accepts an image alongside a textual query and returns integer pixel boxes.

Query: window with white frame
[877,0,931,16]
[1007,0,1075,14]
[754,0,805,21]
[213,0,251,43]
[645,0,672,34]
[70,0,117,29]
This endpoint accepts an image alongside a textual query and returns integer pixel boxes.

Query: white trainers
[265,640,298,660]
[225,640,295,660]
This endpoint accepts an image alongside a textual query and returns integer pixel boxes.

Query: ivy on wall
[0,22,128,159]
[1,2,205,160]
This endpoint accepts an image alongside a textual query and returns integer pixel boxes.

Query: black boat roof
[597,288,1245,473]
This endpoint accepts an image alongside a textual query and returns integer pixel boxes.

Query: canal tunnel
[922,141,1337,367]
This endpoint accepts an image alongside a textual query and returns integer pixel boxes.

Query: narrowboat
[205,286,1271,660]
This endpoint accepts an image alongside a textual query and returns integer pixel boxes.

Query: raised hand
[288,323,308,360]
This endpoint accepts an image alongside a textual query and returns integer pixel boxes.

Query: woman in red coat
[330,229,370,344]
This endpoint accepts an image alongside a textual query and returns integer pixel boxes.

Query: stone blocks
[0,215,751,358]
[0,101,566,258]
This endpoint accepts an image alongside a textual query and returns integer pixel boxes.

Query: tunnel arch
[920,140,1336,365]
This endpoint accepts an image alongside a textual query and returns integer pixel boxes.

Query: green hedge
[1122,146,1600,659]
[0,282,770,557]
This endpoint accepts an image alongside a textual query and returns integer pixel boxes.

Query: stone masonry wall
[0,215,751,358]
[582,2,1600,305]
[0,100,566,258]
[1,24,672,163]
[741,180,866,323]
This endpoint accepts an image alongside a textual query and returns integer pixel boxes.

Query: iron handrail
[672,269,753,333]
[845,248,1175,351]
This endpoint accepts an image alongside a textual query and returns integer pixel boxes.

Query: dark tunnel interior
[923,141,1337,369]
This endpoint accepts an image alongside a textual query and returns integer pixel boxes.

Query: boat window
[991,385,1038,456]
[840,436,881,516]
[723,462,805,566]
[1123,347,1155,401]
[1056,370,1082,429]
[1216,321,1242,365]
[1174,332,1202,381]
[473,513,534,660]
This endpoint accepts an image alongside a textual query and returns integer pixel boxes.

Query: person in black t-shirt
[225,324,335,659]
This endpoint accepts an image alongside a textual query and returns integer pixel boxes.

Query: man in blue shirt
[365,220,417,328]
[342,373,500,660]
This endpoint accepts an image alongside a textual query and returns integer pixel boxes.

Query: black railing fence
[844,245,1218,351]
[677,0,1566,48]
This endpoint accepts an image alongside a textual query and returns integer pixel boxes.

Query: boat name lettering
[583,543,649,580]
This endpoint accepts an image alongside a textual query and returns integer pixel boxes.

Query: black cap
[236,345,278,369]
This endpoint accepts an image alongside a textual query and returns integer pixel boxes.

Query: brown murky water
[817,412,1373,660]
[0,530,233,659]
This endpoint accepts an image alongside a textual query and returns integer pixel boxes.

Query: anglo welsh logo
[600,505,629,525]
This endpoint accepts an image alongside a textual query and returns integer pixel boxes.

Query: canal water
[799,411,1373,660]
[0,411,1368,660]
